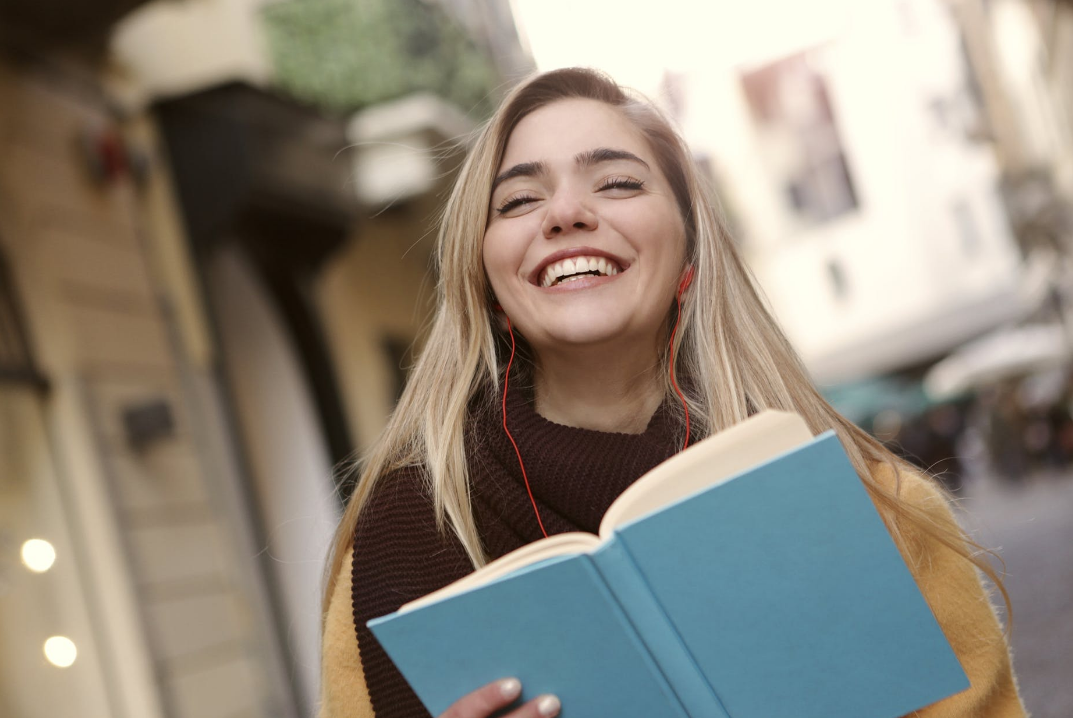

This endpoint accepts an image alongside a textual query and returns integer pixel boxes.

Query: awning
[924,323,1073,400]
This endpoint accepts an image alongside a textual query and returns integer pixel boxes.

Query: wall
[318,212,439,451]
[0,55,298,718]
[206,244,341,710]
[0,386,114,717]
[679,0,1025,382]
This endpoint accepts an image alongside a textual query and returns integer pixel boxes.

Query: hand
[440,678,560,718]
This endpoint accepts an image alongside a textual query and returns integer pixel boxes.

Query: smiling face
[483,98,687,362]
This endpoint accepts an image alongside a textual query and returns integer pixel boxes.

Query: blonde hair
[323,68,1008,621]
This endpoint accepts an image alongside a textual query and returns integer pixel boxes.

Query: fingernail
[536,694,561,717]
[499,677,521,699]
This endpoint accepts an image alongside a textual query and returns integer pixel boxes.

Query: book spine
[591,541,731,718]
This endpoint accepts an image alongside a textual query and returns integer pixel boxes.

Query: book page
[599,411,813,538]
[400,532,601,612]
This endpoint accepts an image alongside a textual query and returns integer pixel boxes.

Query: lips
[532,248,627,288]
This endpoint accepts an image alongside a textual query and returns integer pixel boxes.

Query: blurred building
[0,1,530,717]
[954,0,1073,270]
[675,0,1033,386]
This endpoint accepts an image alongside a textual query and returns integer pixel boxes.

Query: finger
[441,677,522,718]
[505,694,561,718]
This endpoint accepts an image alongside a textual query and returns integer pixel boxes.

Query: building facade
[0,48,301,718]
[674,0,1030,385]
[0,1,530,717]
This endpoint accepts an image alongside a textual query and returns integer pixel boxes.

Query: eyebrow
[492,161,548,192]
[491,147,650,192]
[575,147,650,171]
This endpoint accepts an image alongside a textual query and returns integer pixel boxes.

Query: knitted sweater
[319,394,1026,718]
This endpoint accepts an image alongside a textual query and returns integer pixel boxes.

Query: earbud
[677,266,695,297]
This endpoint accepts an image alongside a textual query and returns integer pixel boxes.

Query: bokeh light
[43,636,77,668]
[20,539,56,573]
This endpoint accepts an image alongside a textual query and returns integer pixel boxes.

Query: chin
[549,329,625,347]
[511,302,663,352]
[540,318,649,350]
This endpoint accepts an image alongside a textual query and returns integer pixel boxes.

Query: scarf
[351,386,687,717]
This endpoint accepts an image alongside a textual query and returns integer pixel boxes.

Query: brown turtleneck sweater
[319,392,1025,718]
[350,388,687,717]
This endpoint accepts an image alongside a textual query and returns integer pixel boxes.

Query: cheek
[484,225,525,279]
[647,218,689,304]
[662,213,689,268]
[622,200,684,249]
[482,229,515,294]
[636,215,687,274]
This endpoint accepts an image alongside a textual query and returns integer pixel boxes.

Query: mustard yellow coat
[318,467,1026,718]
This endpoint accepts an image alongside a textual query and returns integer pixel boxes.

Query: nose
[541,189,598,239]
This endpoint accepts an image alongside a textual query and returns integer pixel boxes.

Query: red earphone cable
[670,293,691,451]
[502,292,690,539]
[502,316,549,539]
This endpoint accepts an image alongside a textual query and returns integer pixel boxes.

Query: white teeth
[540,255,623,287]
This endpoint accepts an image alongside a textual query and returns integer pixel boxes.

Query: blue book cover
[368,419,969,718]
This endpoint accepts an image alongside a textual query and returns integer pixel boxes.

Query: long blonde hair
[323,67,1008,620]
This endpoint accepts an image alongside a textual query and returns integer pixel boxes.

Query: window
[827,258,851,301]
[742,51,859,226]
[0,386,114,716]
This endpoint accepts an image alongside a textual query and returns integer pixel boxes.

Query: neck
[532,344,664,434]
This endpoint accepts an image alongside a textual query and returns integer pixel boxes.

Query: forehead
[499,98,649,170]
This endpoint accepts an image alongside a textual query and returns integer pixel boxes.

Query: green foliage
[261,0,500,117]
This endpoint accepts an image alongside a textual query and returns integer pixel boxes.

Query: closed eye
[598,177,645,193]
[496,193,540,214]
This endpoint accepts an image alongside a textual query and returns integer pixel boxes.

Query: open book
[369,411,969,718]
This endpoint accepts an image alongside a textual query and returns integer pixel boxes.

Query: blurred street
[3,0,1073,715]
[959,472,1073,718]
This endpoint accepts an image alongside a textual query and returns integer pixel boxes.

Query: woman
[319,68,1025,718]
